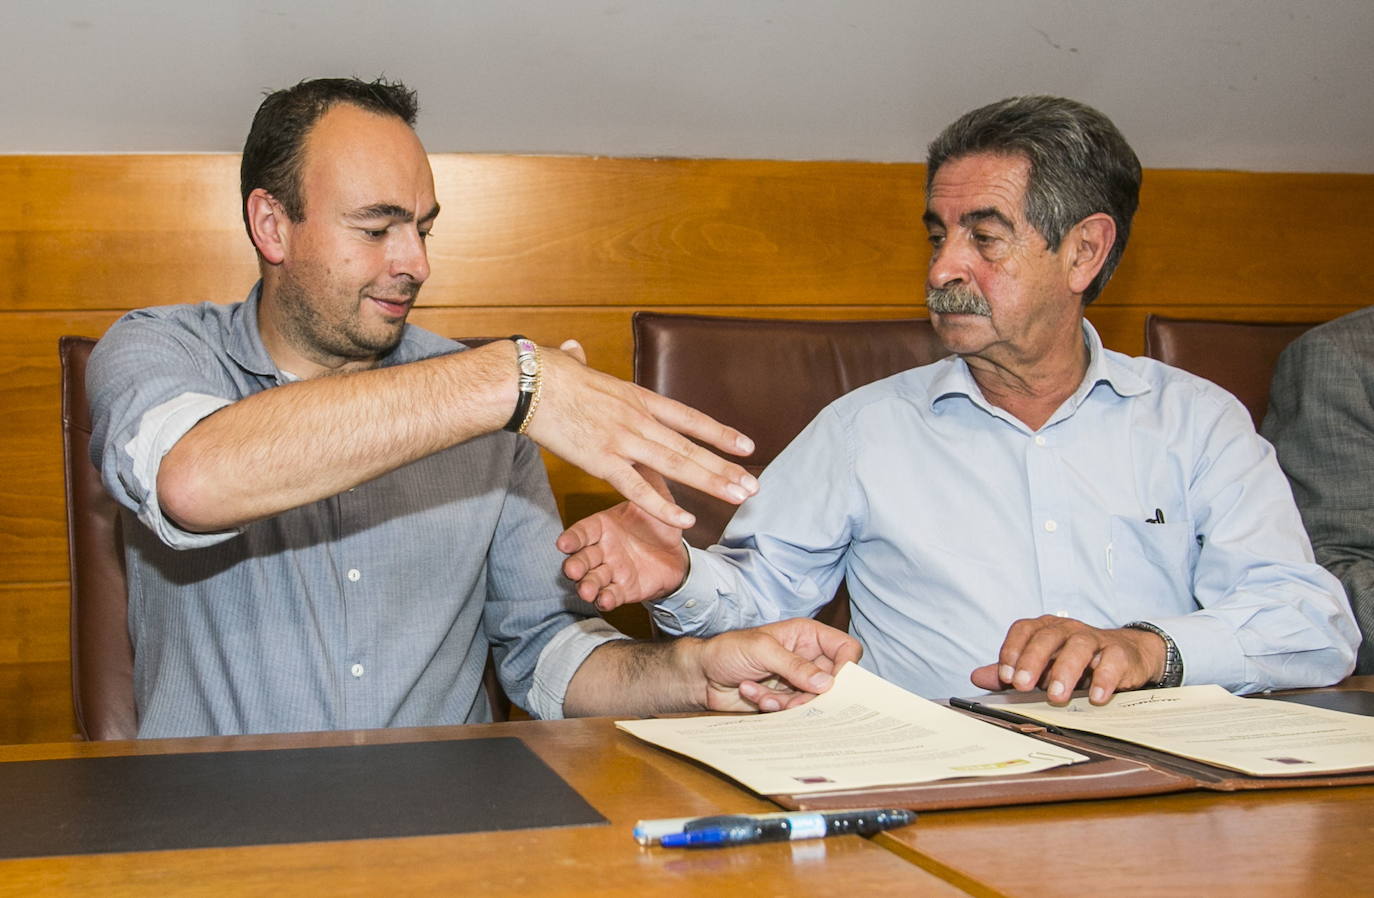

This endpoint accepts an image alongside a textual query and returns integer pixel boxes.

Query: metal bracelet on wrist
[1124,620,1184,688]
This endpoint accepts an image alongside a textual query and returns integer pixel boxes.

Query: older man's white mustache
[926,286,992,317]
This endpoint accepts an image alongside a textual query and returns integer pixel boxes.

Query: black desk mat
[0,737,606,859]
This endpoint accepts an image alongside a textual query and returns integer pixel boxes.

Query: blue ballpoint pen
[655,808,914,848]
[633,811,796,845]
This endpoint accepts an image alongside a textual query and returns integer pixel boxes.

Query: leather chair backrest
[60,336,138,740]
[60,335,511,738]
[1143,315,1319,429]
[633,313,949,630]
[634,312,949,546]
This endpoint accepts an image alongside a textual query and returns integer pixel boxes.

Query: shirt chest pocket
[1108,516,1196,616]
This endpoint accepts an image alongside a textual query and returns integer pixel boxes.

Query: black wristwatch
[1124,621,1184,688]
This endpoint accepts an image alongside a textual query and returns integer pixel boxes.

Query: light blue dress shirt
[652,323,1358,699]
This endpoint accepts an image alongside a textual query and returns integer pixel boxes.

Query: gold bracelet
[516,344,542,434]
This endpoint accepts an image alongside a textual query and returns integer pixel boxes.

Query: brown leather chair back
[1143,315,1319,429]
[633,313,950,631]
[60,336,138,740]
[60,335,511,736]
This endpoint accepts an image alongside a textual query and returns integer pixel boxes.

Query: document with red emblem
[618,665,1374,813]
[617,664,1088,796]
[971,684,1374,777]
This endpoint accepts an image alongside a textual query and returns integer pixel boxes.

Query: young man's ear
[1065,213,1116,296]
[246,188,289,265]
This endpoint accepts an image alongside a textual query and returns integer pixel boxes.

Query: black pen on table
[635,808,915,849]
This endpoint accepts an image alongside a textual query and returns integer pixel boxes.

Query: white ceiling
[5,0,1372,171]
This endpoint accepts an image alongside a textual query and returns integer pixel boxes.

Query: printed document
[616,664,1087,795]
[997,685,1374,777]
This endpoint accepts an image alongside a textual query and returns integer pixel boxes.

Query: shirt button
[1044,520,1058,532]
[1034,435,1047,447]
[351,663,365,678]
[684,599,697,609]
[347,569,361,582]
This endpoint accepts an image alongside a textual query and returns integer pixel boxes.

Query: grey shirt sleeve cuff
[122,391,242,549]
[526,617,630,720]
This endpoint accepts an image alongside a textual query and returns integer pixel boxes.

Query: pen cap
[825,808,915,835]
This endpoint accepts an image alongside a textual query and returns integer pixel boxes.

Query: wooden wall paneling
[1,155,926,312]
[0,312,121,745]
[2,153,1372,744]
[0,582,68,665]
[0,583,73,744]
[0,155,257,311]
[0,312,123,583]
[0,661,72,744]
[1106,171,1374,310]
[7,157,1372,316]
[423,156,926,308]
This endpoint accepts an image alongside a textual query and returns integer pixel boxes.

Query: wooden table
[5,684,1370,897]
[0,717,962,897]
[877,676,1374,898]
[877,783,1374,898]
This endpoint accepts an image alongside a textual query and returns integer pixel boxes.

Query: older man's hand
[557,468,689,611]
[970,614,1166,705]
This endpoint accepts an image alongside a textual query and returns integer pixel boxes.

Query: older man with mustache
[559,96,1359,705]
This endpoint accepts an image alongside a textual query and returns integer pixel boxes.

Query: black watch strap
[503,336,539,433]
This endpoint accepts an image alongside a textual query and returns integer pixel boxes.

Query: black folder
[0,737,605,859]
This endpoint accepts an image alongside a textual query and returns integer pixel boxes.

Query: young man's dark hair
[925,95,1142,304]
[239,76,419,241]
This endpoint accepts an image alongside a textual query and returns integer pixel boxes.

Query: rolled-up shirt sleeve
[120,391,236,548]
[88,315,246,550]
[526,617,628,720]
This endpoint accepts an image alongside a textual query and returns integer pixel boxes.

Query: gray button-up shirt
[88,285,622,738]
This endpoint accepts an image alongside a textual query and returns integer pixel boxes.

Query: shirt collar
[929,319,1151,420]
[225,281,281,380]
[1077,318,1151,401]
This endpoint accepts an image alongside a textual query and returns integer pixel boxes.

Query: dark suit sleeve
[1263,325,1374,674]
